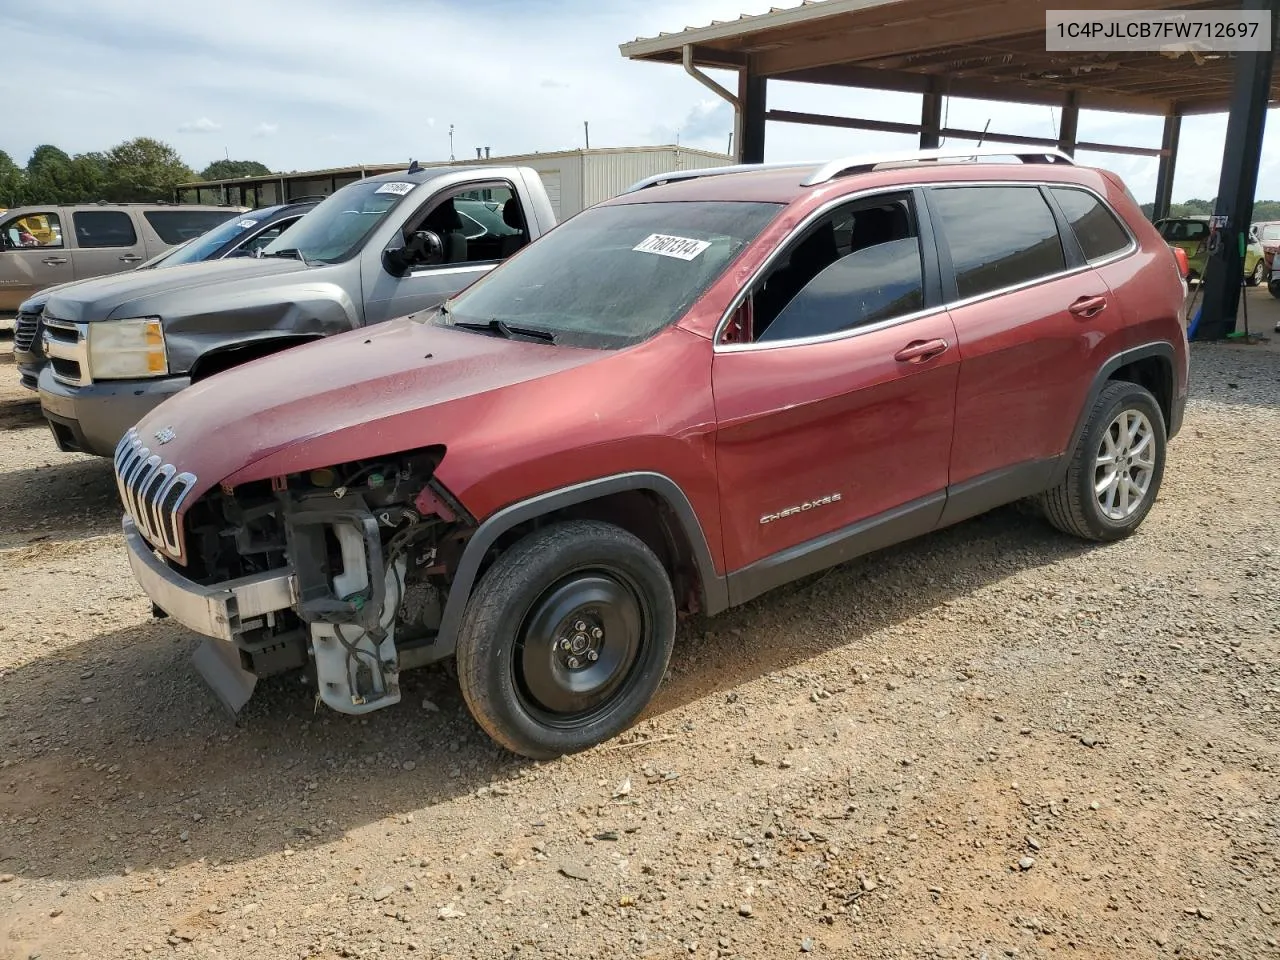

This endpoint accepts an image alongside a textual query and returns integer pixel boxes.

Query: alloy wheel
[1095,409,1157,521]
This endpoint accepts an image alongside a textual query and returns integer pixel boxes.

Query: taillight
[1172,246,1190,278]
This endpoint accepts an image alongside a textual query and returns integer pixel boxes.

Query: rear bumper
[123,516,296,642]
[39,367,190,457]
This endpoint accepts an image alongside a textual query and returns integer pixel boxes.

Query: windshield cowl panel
[434,200,783,350]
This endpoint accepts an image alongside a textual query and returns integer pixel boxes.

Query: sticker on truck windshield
[375,181,415,196]
[633,233,712,261]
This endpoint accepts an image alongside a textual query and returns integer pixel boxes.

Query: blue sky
[2,0,1278,203]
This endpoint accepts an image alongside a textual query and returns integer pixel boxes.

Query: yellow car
[1155,216,1266,285]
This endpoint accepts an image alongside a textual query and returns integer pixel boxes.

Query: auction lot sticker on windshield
[633,233,712,261]
[237,219,260,229]
[375,181,415,196]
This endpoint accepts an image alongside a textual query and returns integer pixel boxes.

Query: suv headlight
[88,318,168,379]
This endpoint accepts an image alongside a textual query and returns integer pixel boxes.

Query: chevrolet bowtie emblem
[154,426,176,445]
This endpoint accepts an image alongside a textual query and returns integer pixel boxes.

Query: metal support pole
[920,76,944,149]
[1197,0,1276,341]
[738,69,768,164]
[1153,109,1182,222]
[1057,91,1079,156]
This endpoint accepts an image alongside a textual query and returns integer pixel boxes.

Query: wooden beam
[767,109,923,136]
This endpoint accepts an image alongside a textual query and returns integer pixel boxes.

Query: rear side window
[73,211,138,248]
[144,210,236,244]
[1051,188,1131,262]
[930,186,1066,300]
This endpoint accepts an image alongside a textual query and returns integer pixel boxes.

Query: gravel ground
[0,338,1277,960]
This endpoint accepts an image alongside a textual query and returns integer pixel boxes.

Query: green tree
[199,159,271,180]
[103,137,195,202]
[23,144,74,203]
[0,149,24,207]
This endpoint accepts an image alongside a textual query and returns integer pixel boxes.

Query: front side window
[1050,187,1131,263]
[435,200,782,349]
[749,195,924,343]
[73,210,138,249]
[2,212,62,248]
[262,178,416,264]
[930,186,1066,300]
[144,210,237,244]
[1261,224,1280,242]
[407,184,523,266]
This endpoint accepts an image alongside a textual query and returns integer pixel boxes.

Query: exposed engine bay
[176,447,474,715]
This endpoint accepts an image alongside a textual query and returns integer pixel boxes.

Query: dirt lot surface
[1,335,1277,960]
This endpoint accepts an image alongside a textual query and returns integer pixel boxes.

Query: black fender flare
[1051,340,1179,486]
[433,472,728,657]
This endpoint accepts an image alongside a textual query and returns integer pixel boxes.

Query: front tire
[1039,381,1166,542]
[1269,279,1280,300]
[1249,259,1266,286]
[455,520,676,759]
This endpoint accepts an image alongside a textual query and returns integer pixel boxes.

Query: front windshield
[435,200,782,348]
[262,179,414,264]
[1261,224,1280,242]
[159,213,268,267]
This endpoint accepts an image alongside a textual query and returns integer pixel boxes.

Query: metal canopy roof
[621,0,1275,115]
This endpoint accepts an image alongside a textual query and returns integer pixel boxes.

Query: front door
[0,210,74,312]
[712,191,958,600]
[69,209,147,281]
[362,181,526,325]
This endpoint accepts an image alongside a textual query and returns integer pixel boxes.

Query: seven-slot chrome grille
[114,427,197,559]
[13,309,41,354]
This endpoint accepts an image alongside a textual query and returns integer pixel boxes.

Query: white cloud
[177,116,220,133]
[252,122,279,138]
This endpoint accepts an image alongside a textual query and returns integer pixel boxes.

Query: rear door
[932,183,1132,521]
[712,190,958,590]
[68,209,147,279]
[0,209,75,311]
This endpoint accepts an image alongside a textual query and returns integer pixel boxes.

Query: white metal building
[176,145,730,220]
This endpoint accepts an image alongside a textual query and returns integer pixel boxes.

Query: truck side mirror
[384,230,444,276]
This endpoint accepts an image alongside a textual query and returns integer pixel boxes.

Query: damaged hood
[43,258,308,323]
[132,316,601,497]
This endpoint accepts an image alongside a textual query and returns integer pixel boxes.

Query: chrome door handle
[894,338,950,363]
[119,254,144,263]
[41,256,68,265]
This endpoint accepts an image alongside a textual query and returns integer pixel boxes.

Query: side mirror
[383,230,444,277]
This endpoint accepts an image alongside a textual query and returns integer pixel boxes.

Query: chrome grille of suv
[13,310,41,354]
[114,427,197,559]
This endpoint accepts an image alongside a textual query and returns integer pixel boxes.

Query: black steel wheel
[455,520,676,759]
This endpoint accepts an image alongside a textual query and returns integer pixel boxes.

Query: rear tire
[455,520,676,759]
[1038,381,1166,542]
[1269,279,1280,300]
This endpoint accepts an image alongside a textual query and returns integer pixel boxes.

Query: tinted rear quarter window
[930,186,1066,300]
[73,211,138,248]
[144,210,236,244]
[1051,188,1131,262]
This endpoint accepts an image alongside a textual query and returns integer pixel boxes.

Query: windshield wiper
[265,247,308,265]
[451,318,556,343]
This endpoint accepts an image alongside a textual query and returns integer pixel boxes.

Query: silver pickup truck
[37,165,556,456]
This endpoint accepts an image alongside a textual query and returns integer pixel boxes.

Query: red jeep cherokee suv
[115,148,1188,759]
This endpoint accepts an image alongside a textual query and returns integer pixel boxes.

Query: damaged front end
[117,430,475,715]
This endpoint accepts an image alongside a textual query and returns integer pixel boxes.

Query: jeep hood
[132,316,601,498]
[44,258,306,323]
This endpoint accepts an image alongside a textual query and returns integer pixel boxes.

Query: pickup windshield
[262,180,413,264]
[434,200,782,348]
